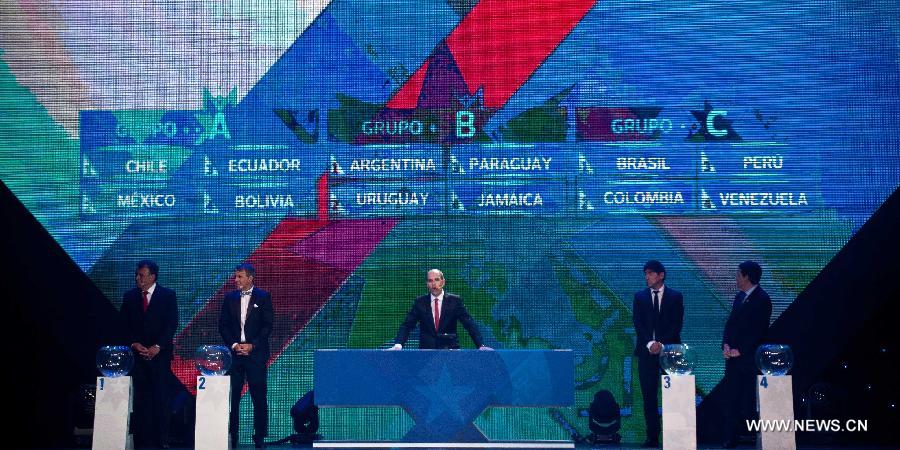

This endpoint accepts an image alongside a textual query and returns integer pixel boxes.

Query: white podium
[195,375,232,450]
[92,376,133,450]
[757,375,796,450]
[661,374,696,450]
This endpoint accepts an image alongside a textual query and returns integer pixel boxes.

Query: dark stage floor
[69,443,895,450]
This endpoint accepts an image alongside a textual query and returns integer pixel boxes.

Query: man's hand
[387,344,402,351]
[723,343,735,359]
[145,345,160,360]
[728,348,741,358]
[649,341,663,355]
[478,345,493,351]
[132,343,150,359]
[234,343,253,356]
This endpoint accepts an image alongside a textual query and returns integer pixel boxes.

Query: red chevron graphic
[389,0,596,109]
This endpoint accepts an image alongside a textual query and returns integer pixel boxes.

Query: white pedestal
[661,374,696,450]
[195,375,232,450]
[92,376,133,450]
[757,375,796,450]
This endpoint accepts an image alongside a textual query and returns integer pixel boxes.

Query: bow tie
[241,290,252,296]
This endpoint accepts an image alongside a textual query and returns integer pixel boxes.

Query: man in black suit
[721,260,772,448]
[632,260,684,448]
[219,263,274,448]
[120,259,178,448]
[391,269,490,350]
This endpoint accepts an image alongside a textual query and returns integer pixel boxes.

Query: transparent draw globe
[195,345,232,376]
[659,343,697,376]
[756,344,794,376]
[96,345,134,377]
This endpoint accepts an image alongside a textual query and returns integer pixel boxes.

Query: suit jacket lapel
[438,296,451,332]
[245,291,255,323]
[145,288,158,317]
[746,287,760,304]
[733,292,749,319]
[231,292,241,326]
[639,290,650,324]
[740,289,758,311]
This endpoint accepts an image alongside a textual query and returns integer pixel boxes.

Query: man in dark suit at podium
[632,260,684,448]
[391,269,490,350]
[219,263,274,448]
[721,260,772,448]
[120,259,178,448]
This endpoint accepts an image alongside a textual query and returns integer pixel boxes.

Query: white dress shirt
[240,287,253,343]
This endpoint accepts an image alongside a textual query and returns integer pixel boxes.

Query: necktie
[433,298,441,331]
[652,290,660,314]
[142,291,149,313]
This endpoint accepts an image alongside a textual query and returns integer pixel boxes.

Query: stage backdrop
[1,0,898,443]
